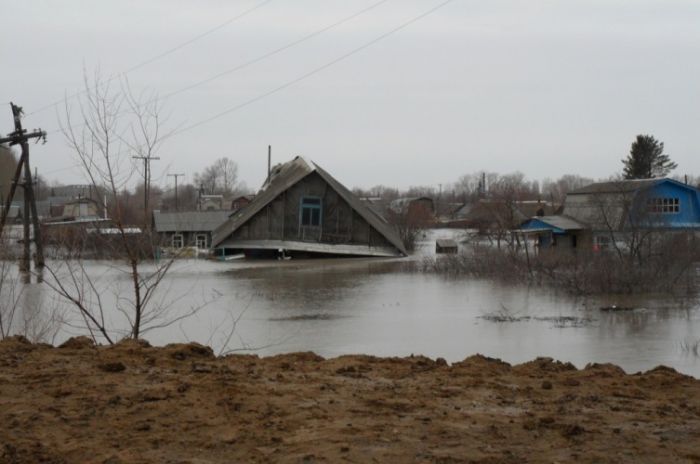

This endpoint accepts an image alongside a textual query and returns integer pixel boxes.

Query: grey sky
[2,0,699,192]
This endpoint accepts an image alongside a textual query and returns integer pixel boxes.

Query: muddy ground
[1,336,699,463]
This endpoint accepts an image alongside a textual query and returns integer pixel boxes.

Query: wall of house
[631,183,700,227]
[565,182,700,231]
[564,193,629,231]
[62,201,100,218]
[228,172,394,249]
[159,231,212,248]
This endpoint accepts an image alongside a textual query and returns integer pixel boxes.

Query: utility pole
[132,155,160,227]
[0,102,46,271]
[167,173,185,211]
[267,145,272,178]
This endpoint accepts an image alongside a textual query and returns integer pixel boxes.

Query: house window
[195,234,207,249]
[172,234,184,248]
[647,197,680,214]
[300,197,322,227]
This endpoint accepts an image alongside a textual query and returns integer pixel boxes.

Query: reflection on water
[6,229,700,377]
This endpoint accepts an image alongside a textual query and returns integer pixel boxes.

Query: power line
[160,0,391,102]
[42,0,391,137]
[26,0,275,116]
[166,0,456,139]
[40,0,455,175]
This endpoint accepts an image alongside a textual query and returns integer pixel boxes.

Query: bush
[413,234,700,296]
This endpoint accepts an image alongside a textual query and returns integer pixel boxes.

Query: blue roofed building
[519,178,700,252]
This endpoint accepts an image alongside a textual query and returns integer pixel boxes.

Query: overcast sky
[2,0,699,192]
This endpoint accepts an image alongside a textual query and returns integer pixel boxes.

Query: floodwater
[6,230,700,378]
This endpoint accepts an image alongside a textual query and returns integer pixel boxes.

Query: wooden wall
[229,172,394,249]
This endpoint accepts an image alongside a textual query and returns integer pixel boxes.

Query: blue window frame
[300,197,322,226]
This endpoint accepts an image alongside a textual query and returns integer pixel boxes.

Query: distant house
[198,195,225,211]
[212,157,407,258]
[60,198,102,220]
[520,178,700,251]
[435,239,458,254]
[231,195,254,213]
[389,197,435,225]
[45,184,102,218]
[153,210,231,250]
[389,197,434,215]
[43,198,103,224]
[453,199,555,230]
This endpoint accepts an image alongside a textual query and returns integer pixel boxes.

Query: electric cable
[26,0,275,116]
[166,0,456,139]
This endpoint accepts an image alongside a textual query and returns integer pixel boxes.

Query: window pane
[312,209,320,226]
[302,208,311,225]
[302,198,321,205]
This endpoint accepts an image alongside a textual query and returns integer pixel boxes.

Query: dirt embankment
[1,336,700,464]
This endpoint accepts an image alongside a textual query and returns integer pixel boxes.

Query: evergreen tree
[622,134,677,179]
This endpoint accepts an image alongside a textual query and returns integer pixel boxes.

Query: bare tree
[541,174,595,205]
[50,69,183,342]
[387,202,433,252]
[122,80,168,228]
[194,157,239,196]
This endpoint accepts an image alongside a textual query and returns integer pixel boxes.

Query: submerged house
[519,178,700,251]
[452,199,555,230]
[153,210,231,249]
[211,157,407,258]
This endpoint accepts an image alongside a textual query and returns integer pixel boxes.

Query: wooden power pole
[132,154,160,228]
[167,173,184,211]
[0,102,46,271]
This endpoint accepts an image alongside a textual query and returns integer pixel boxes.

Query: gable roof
[211,157,407,255]
[524,215,586,232]
[153,210,231,233]
[568,178,691,195]
[454,199,553,226]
